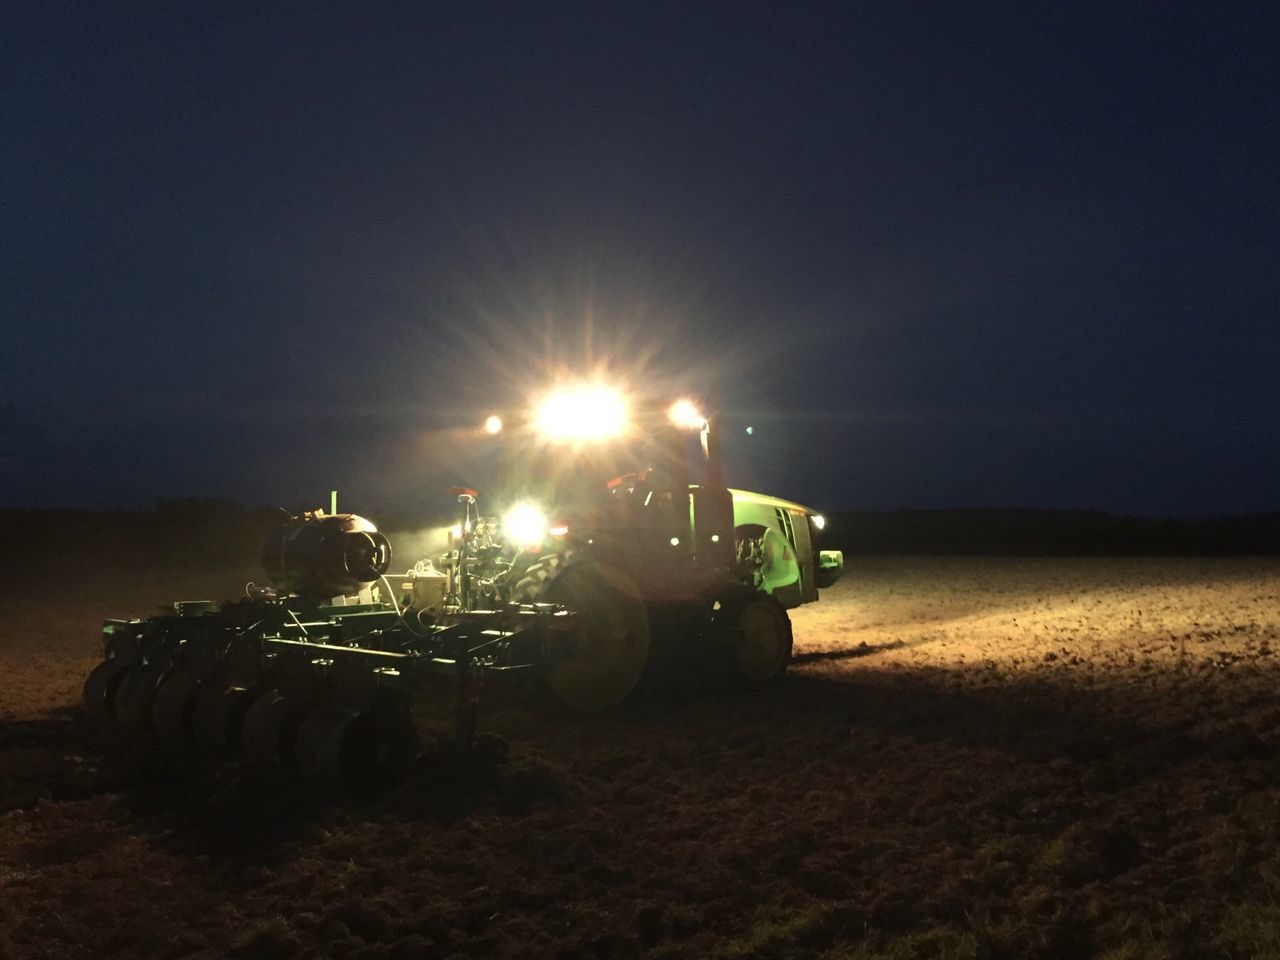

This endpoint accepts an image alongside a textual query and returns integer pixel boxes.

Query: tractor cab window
[497,436,677,518]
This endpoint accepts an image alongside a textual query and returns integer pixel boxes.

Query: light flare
[668,398,707,430]
[503,502,548,548]
[534,385,628,441]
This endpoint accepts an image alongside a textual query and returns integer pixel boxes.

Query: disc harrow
[84,590,575,786]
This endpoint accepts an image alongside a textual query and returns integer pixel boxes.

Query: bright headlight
[668,398,707,430]
[503,503,548,548]
[811,514,827,531]
[533,385,628,441]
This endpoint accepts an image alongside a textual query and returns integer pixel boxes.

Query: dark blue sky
[2,2,1276,515]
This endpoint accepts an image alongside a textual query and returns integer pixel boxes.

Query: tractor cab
[483,390,735,575]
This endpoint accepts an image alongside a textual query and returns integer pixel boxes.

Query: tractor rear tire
[509,551,574,603]
[513,554,650,712]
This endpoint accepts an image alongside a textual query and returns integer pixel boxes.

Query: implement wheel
[541,560,650,713]
[242,689,315,764]
[294,702,417,787]
[152,669,202,745]
[113,663,165,731]
[192,685,254,752]
[83,660,128,724]
[241,689,287,763]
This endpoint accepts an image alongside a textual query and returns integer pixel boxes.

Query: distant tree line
[821,509,1280,556]
[0,502,1276,580]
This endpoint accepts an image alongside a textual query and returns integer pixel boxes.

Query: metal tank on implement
[261,511,393,600]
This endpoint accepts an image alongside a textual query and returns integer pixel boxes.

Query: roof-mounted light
[667,398,707,430]
[534,385,628,441]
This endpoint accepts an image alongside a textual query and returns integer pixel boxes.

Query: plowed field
[3,557,1279,959]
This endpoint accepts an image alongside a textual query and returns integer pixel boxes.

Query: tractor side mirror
[816,549,844,588]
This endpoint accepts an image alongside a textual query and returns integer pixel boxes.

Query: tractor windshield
[496,438,657,514]
[492,421,704,519]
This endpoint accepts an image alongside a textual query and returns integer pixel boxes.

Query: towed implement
[83,388,844,784]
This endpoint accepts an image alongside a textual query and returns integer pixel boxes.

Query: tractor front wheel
[726,596,792,685]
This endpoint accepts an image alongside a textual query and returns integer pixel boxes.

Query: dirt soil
[3,556,1280,959]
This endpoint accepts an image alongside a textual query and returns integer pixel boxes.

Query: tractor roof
[728,488,820,517]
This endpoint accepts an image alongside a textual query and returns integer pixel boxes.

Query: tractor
[82,385,844,784]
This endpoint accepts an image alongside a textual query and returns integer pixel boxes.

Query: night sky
[3,3,1276,517]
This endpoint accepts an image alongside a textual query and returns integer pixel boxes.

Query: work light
[503,502,548,548]
[533,385,628,441]
[667,398,707,430]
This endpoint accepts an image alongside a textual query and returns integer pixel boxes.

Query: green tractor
[83,386,843,783]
